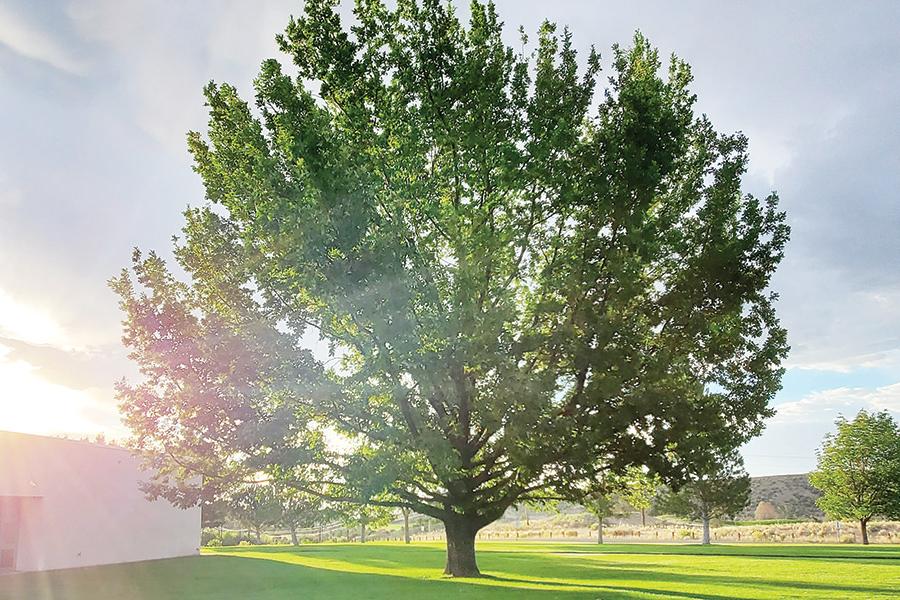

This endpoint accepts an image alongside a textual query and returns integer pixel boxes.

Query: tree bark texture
[444,518,480,577]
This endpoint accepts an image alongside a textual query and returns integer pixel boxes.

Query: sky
[1,0,898,476]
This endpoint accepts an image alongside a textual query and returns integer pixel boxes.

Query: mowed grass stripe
[1,542,898,600]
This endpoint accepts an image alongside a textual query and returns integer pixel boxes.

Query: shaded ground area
[1,542,898,599]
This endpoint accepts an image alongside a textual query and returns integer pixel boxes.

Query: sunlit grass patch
[1,542,898,599]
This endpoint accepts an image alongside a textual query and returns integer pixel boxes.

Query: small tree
[583,474,626,544]
[754,500,779,521]
[201,499,230,529]
[655,454,750,544]
[341,504,393,543]
[584,493,619,544]
[809,410,900,544]
[229,485,280,543]
[622,467,659,527]
[275,487,326,545]
[516,504,530,527]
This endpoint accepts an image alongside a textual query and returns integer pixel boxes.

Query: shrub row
[201,528,282,547]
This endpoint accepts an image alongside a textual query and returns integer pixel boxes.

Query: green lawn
[1,542,898,599]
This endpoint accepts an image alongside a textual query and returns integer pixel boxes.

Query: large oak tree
[112,0,788,576]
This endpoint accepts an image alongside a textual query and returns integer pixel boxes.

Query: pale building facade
[0,431,199,572]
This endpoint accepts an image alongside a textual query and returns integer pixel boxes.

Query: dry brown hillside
[737,473,824,520]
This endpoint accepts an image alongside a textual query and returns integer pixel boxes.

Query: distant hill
[494,473,826,526]
[737,473,823,520]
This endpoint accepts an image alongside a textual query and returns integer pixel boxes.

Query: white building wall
[0,431,199,572]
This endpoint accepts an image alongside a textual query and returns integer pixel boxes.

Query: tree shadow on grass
[0,554,667,600]
[527,542,900,560]
[207,554,746,600]
[478,556,894,598]
[210,544,897,599]
[2,550,895,600]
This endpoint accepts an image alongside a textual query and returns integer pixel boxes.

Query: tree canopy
[228,485,281,543]
[621,467,660,526]
[582,471,628,544]
[275,485,330,545]
[653,451,751,544]
[809,410,900,544]
[111,0,788,576]
[341,503,394,543]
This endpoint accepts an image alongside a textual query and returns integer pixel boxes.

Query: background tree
[341,504,394,543]
[809,410,900,545]
[112,0,788,576]
[654,453,750,544]
[275,486,327,545]
[229,485,280,544]
[622,467,659,527]
[400,506,412,544]
[201,499,230,530]
[583,492,626,544]
[754,500,779,521]
[582,473,627,544]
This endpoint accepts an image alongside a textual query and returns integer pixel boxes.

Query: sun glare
[0,288,74,350]
[0,347,109,437]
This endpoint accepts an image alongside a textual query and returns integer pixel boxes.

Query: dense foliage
[228,485,281,543]
[583,484,624,544]
[112,0,788,575]
[654,452,751,544]
[341,503,394,543]
[809,410,900,544]
[275,486,331,545]
[621,467,660,526]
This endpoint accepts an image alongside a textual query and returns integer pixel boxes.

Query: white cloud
[0,344,123,438]
[66,0,296,154]
[66,0,207,153]
[747,133,794,187]
[742,382,900,475]
[0,4,86,75]
[774,260,900,373]
[773,383,900,425]
[0,288,77,350]
[786,350,900,374]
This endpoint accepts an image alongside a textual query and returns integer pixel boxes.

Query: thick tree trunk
[444,519,480,577]
[597,517,604,544]
[403,511,411,544]
[641,508,646,527]
[701,515,711,545]
[360,522,367,543]
[860,518,869,545]
[290,526,298,546]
